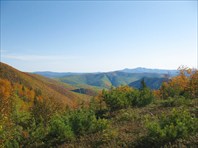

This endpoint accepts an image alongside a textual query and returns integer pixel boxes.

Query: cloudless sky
[1,1,197,72]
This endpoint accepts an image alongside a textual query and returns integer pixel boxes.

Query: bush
[2,125,21,148]
[4,139,20,148]
[161,97,190,107]
[68,108,109,136]
[159,68,198,100]
[93,118,110,132]
[22,118,48,147]
[102,85,154,111]
[146,108,198,145]
[48,115,74,144]
[115,109,139,122]
[102,86,133,111]
[101,128,118,143]
[131,87,154,107]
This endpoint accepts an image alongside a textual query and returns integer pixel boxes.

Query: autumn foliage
[0,64,198,147]
[159,67,198,99]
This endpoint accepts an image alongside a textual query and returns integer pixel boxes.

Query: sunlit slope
[0,62,91,105]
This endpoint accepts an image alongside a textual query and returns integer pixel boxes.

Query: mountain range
[34,67,178,78]
[34,67,178,90]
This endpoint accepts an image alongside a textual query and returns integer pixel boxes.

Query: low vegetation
[0,66,198,147]
[102,79,154,111]
[145,108,198,147]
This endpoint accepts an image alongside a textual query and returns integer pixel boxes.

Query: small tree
[102,86,133,111]
[131,80,154,107]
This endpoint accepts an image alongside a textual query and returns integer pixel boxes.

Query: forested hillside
[0,62,92,105]
[57,72,166,89]
[0,64,198,147]
[129,77,169,90]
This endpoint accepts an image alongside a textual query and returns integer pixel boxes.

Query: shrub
[93,118,110,132]
[161,97,190,107]
[48,115,74,144]
[23,118,48,147]
[102,85,154,110]
[146,108,198,145]
[2,125,22,148]
[68,108,109,136]
[4,139,20,148]
[102,86,133,111]
[101,128,118,143]
[115,109,139,122]
[159,68,198,100]
[132,87,154,107]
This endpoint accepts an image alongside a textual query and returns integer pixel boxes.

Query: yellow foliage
[159,67,198,99]
[0,78,11,100]
[0,78,12,117]
[116,85,133,92]
[188,71,198,98]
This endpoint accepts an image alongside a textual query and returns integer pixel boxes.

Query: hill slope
[129,77,169,90]
[0,62,91,106]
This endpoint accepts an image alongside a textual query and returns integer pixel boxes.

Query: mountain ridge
[32,67,177,89]
[57,71,167,89]
[34,67,178,78]
[119,67,178,75]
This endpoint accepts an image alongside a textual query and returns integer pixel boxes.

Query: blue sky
[1,1,197,72]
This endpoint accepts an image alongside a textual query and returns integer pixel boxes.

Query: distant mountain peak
[120,67,178,76]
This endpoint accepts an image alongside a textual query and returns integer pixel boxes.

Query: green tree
[102,86,133,111]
